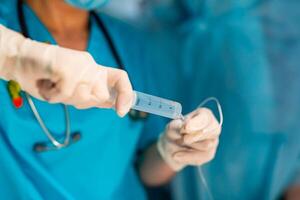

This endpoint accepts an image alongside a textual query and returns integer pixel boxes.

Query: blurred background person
[101,0,300,199]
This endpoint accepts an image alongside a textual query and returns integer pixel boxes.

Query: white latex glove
[157,108,221,171]
[0,25,132,116]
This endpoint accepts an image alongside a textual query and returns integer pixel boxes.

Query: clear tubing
[131,91,182,119]
[131,91,223,200]
[196,97,223,200]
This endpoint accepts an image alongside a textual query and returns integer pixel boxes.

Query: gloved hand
[0,25,132,116]
[157,108,221,171]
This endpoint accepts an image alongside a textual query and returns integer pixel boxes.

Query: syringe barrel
[131,91,182,119]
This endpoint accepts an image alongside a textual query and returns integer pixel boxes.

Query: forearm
[0,24,26,80]
[284,185,300,200]
[138,143,176,187]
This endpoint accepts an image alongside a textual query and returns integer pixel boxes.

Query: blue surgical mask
[65,0,109,10]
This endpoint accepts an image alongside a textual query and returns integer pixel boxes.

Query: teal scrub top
[0,1,152,199]
[116,0,300,199]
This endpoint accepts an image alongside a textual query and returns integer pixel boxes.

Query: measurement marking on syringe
[159,100,162,109]
[136,98,140,106]
[131,91,182,119]
[148,97,152,106]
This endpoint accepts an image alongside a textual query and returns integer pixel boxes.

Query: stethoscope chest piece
[33,132,82,152]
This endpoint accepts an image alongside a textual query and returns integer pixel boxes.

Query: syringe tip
[176,114,185,121]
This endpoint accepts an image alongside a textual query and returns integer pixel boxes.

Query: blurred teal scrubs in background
[172,1,300,199]
[0,0,158,199]
[107,0,300,199]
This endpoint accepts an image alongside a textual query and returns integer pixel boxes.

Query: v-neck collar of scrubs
[21,3,117,67]
[23,3,94,51]
[23,4,117,67]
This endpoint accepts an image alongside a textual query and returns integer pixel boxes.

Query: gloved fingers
[168,119,184,131]
[91,69,112,106]
[51,50,94,102]
[95,100,114,109]
[66,84,99,109]
[74,100,99,109]
[67,78,113,110]
[157,134,185,171]
[19,81,42,100]
[93,86,111,106]
[181,108,221,145]
[173,148,217,166]
[182,108,214,132]
[105,67,133,117]
[187,138,219,151]
[165,138,190,155]
[181,107,210,123]
[41,70,77,103]
[36,77,62,101]
[166,129,182,143]
[182,125,221,145]
[31,45,67,102]
[16,73,59,102]
[165,119,184,141]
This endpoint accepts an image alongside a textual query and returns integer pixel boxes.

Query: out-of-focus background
[101,0,300,199]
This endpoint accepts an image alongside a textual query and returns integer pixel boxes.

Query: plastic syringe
[131,91,183,119]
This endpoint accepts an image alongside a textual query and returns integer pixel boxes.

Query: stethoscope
[17,0,147,153]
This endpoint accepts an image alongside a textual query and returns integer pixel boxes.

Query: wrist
[0,25,24,80]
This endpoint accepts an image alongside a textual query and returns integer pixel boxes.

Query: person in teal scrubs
[0,0,223,199]
[0,1,144,199]
[125,0,300,199]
